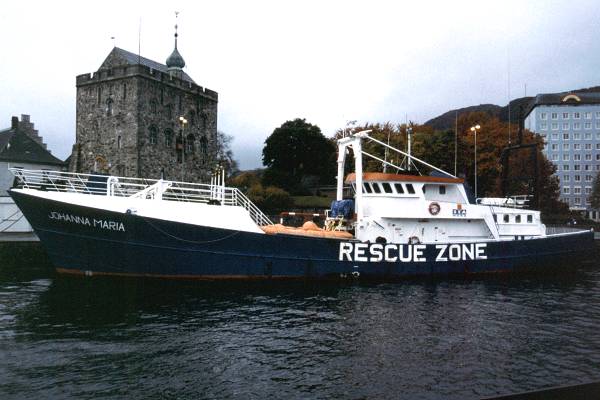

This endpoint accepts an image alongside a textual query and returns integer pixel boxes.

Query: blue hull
[9,190,595,280]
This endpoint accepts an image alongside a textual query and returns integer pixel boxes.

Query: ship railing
[9,169,274,226]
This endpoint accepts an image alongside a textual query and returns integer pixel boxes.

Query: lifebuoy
[429,202,441,215]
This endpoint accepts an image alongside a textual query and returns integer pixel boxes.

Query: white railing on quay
[9,168,273,226]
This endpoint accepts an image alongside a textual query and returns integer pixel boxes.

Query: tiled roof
[0,129,65,166]
[109,47,195,83]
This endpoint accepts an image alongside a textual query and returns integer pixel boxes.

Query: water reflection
[1,257,600,399]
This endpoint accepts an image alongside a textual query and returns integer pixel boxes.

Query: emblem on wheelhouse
[7,130,594,280]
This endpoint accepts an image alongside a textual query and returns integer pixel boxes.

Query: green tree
[591,171,600,209]
[263,118,336,194]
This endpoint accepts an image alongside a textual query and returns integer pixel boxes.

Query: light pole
[470,124,481,199]
[179,116,188,181]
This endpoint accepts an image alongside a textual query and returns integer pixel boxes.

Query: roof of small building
[0,128,65,166]
[103,47,195,83]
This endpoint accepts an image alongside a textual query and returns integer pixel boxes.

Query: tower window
[106,98,113,116]
[186,134,195,153]
[149,126,158,145]
[200,137,208,155]
[117,135,122,149]
[150,99,157,114]
[166,104,172,119]
[123,84,127,99]
[164,129,173,147]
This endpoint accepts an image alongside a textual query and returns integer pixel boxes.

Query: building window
[563,122,570,130]
[563,175,570,182]
[563,154,570,161]
[586,186,592,194]
[563,133,570,140]
[574,165,581,171]
[164,129,173,147]
[574,133,581,140]
[573,143,579,150]
[551,144,558,151]
[540,122,547,130]
[551,122,559,130]
[574,197,581,205]
[540,112,547,120]
[563,112,570,119]
[564,143,570,151]
[200,136,208,155]
[150,100,158,114]
[551,154,559,161]
[105,98,113,116]
[574,187,582,195]
[563,187,570,194]
[596,143,600,150]
[584,112,592,119]
[595,112,600,119]
[564,164,570,171]
[585,122,592,130]
[551,112,558,120]
[551,133,558,140]
[574,175,581,182]
[585,165,591,171]
[585,132,592,139]
[586,175,593,182]
[574,112,581,119]
[596,165,600,171]
[573,123,581,130]
[585,154,592,161]
[149,126,158,145]
[585,143,592,150]
[596,154,600,161]
[186,134,195,153]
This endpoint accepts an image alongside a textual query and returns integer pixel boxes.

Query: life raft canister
[428,202,441,215]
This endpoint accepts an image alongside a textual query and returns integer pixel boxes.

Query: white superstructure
[327,131,546,244]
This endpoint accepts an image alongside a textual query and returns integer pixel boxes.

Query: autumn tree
[263,118,336,194]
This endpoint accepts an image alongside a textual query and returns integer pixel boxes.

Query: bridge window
[439,185,446,195]
[372,183,381,194]
[363,183,372,193]
[382,182,393,193]
[503,214,509,223]
[406,184,415,194]
[493,214,497,222]
[527,215,533,223]
[394,183,404,194]
[515,215,522,223]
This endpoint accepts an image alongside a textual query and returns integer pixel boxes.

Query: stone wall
[71,64,218,183]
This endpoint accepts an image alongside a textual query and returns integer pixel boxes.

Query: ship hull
[10,189,595,280]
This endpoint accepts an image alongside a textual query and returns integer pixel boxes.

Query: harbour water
[1,247,600,399]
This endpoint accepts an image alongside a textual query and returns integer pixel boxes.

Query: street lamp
[470,124,481,199]
[179,116,188,181]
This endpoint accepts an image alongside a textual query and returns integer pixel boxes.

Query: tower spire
[166,11,185,70]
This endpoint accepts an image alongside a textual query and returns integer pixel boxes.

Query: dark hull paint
[10,190,595,280]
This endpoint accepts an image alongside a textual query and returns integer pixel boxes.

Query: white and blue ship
[8,131,594,279]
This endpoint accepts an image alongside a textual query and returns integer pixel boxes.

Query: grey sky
[2,0,600,169]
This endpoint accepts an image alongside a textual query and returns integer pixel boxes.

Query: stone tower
[69,27,218,182]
